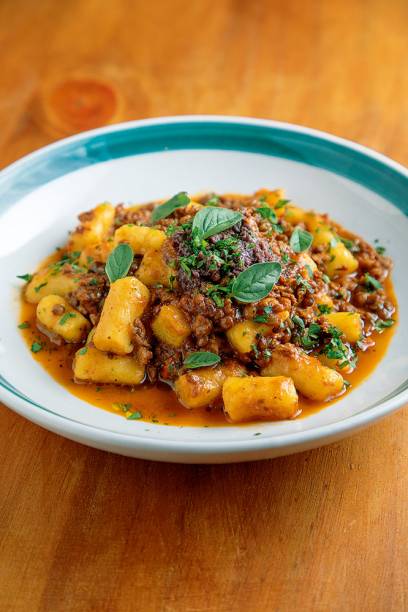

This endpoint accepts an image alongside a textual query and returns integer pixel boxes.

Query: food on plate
[18,189,396,424]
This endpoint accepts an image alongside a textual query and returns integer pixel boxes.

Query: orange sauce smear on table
[18,278,397,427]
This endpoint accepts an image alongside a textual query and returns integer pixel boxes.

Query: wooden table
[0,1,407,610]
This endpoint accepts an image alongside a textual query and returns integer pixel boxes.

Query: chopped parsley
[31,341,43,353]
[364,273,382,292]
[291,315,305,329]
[18,322,30,329]
[78,347,88,355]
[374,319,395,332]
[275,199,290,209]
[317,304,332,314]
[165,223,178,237]
[321,325,356,368]
[127,411,143,420]
[34,282,48,293]
[300,323,321,349]
[113,402,133,412]
[50,251,82,275]
[296,274,314,293]
[339,236,359,252]
[16,273,33,282]
[59,312,76,325]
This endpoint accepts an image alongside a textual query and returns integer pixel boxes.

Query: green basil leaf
[290,227,313,253]
[192,207,243,239]
[258,207,277,223]
[183,351,221,369]
[231,262,282,303]
[151,191,190,223]
[105,244,134,283]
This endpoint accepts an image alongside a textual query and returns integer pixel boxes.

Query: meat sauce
[19,277,396,426]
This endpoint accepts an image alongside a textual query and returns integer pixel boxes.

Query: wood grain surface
[0,1,407,610]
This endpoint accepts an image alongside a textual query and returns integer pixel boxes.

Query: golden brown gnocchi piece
[93,277,150,354]
[73,345,145,385]
[136,248,174,288]
[36,295,90,343]
[174,360,246,409]
[262,344,344,401]
[151,305,191,347]
[114,225,166,255]
[222,376,299,422]
[323,312,362,343]
[25,268,79,304]
[68,203,115,252]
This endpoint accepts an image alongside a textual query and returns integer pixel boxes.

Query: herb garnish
[78,347,88,355]
[34,282,48,293]
[192,207,243,239]
[317,304,332,314]
[258,207,278,224]
[374,319,395,332]
[205,195,221,206]
[231,262,282,303]
[291,315,305,329]
[151,191,190,223]
[300,323,321,348]
[321,325,356,368]
[275,199,290,209]
[375,245,386,255]
[31,341,43,353]
[127,411,143,420]
[18,322,30,329]
[59,312,76,325]
[165,223,178,237]
[296,274,314,293]
[290,227,313,253]
[17,273,33,282]
[364,273,382,292]
[184,352,221,369]
[105,243,134,283]
[49,251,82,275]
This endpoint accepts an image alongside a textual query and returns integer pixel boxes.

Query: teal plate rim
[0,115,407,213]
[1,115,407,451]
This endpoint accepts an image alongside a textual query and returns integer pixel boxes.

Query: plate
[0,116,407,463]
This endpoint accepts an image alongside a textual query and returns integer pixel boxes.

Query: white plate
[1,116,407,462]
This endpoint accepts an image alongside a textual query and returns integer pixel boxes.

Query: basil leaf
[183,351,221,369]
[231,262,282,303]
[105,244,134,283]
[258,207,278,223]
[192,207,243,239]
[290,227,313,253]
[151,191,190,223]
